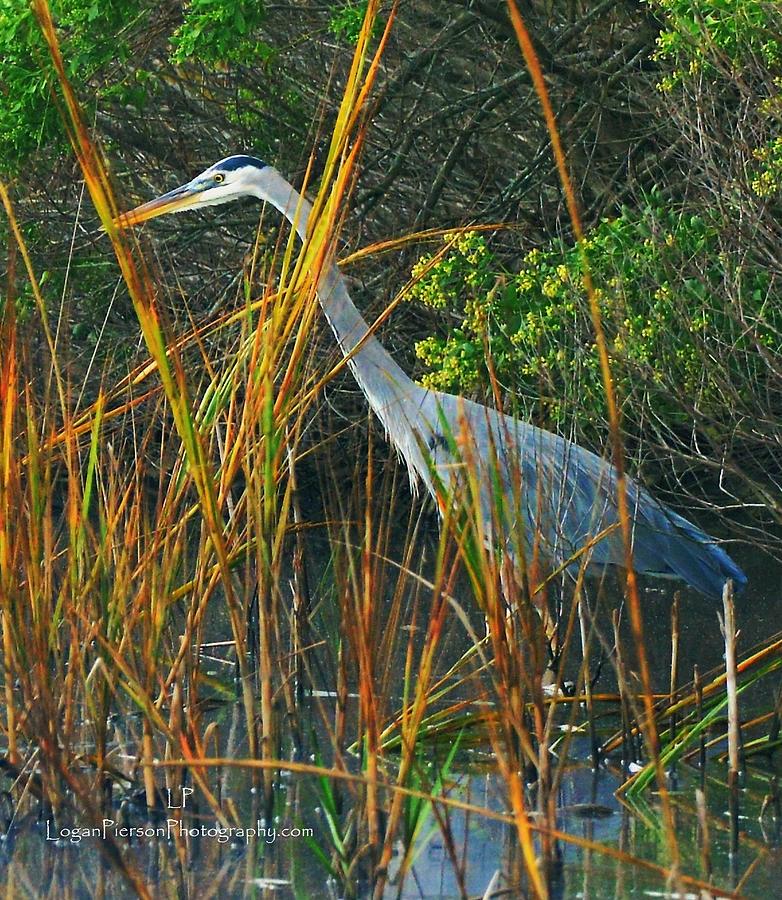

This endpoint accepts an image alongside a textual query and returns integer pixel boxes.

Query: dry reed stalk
[505,2,682,882]
[141,719,158,810]
[668,593,680,790]
[372,513,459,896]
[32,0,263,770]
[694,664,706,790]
[0,287,19,765]
[721,582,740,776]
[612,610,634,772]
[360,435,382,873]
[720,580,740,856]
[669,593,680,741]
[695,787,712,881]
[768,683,782,752]
[577,590,599,766]
[287,435,312,706]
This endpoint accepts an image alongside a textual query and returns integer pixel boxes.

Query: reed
[0,1,776,898]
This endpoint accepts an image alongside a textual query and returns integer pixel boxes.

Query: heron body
[116,156,747,601]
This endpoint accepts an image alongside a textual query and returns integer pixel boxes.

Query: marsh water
[1,529,781,899]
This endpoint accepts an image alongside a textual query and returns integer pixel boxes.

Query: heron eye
[213,173,225,184]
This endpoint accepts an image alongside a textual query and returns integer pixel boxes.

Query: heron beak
[114,182,204,228]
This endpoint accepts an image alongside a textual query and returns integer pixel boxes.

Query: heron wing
[421,391,744,599]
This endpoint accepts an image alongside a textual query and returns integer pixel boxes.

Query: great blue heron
[116,155,746,603]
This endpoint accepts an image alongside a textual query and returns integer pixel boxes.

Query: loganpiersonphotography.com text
[46,820,313,846]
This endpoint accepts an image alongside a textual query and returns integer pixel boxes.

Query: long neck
[255,168,414,399]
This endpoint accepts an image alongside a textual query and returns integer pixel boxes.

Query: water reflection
[0,532,779,897]
[3,744,778,898]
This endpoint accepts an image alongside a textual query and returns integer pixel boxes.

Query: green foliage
[651,1,782,199]
[0,0,140,170]
[410,232,497,392]
[653,0,781,86]
[328,1,370,43]
[752,132,782,196]
[170,0,268,66]
[0,0,271,173]
[408,202,779,434]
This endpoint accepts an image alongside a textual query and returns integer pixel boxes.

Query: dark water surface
[1,535,780,898]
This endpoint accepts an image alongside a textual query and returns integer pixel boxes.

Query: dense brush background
[3,0,780,548]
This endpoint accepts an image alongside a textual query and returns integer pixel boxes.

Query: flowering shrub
[653,1,782,198]
[407,203,779,436]
[654,0,780,88]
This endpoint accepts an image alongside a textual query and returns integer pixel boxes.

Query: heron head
[115,155,269,227]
